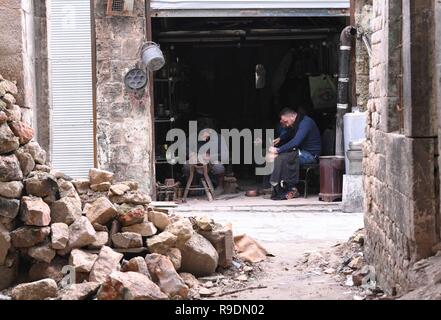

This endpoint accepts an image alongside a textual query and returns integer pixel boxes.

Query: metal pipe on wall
[336,25,356,157]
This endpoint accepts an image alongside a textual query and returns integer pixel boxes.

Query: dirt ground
[180,207,369,300]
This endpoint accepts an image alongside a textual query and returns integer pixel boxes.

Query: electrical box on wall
[106,0,135,17]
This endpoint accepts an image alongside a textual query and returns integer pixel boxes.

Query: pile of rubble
[295,229,389,300]
[0,75,234,300]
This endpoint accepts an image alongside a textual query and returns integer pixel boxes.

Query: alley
[181,207,364,299]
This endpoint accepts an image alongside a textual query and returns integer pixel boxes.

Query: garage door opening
[152,16,348,201]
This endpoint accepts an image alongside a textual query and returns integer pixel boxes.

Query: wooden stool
[183,164,216,202]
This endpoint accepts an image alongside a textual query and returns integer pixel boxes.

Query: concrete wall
[94,0,154,193]
[363,0,440,295]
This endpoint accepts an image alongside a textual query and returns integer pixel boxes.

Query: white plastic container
[343,111,366,173]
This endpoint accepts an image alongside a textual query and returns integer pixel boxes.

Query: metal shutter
[48,0,94,178]
[151,0,350,10]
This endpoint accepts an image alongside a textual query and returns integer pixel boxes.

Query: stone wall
[94,0,154,194]
[363,0,440,295]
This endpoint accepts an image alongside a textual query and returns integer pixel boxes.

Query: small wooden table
[183,164,216,202]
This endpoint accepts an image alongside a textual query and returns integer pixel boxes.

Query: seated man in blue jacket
[268,108,321,200]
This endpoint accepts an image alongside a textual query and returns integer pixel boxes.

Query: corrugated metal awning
[151,0,350,17]
[48,0,95,179]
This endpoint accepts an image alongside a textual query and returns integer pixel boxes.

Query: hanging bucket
[141,41,165,72]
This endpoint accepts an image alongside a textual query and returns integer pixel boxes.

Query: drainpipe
[336,26,357,157]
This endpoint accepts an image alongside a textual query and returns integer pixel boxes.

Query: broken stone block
[72,179,90,195]
[109,183,130,196]
[35,164,51,172]
[50,222,69,250]
[24,172,59,199]
[198,224,234,268]
[22,141,46,165]
[9,121,34,145]
[97,271,167,300]
[0,122,19,154]
[0,223,11,265]
[178,233,219,277]
[57,180,82,205]
[121,256,151,278]
[110,191,151,205]
[146,231,177,255]
[89,246,123,283]
[28,243,56,263]
[4,104,21,122]
[117,205,145,227]
[14,149,34,177]
[90,182,111,192]
[11,226,51,248]
[111,232,143,249]
[0,253,18,291]
[0,78,18,95]
[165,218,195,247]
[68,216,97,249]
[28,257,67,282]
[50,197,82,225]
[0,181,23,198]
[89,168,114,185]
[0,197,20,219]
[179,272,200,289]
[20,196,51,226]
[195,216,215,232]
[88,231,109,249]
[145,253,189,298]
[11,278,58,300]
[58,282,100,300]
[85,196,118,225]
[122,221,157,237]
[2,93,16,107]
[148,210,171,231]
[120,180,138,191]
[69,249,98,273]
[0,111,7,123]
[0,154,23,182]
[166,248,182,271]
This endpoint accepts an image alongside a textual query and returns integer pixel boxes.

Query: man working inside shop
[268,108,321,200]
[182,124,229,197]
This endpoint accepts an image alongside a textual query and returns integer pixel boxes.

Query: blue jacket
[277,116,321,156]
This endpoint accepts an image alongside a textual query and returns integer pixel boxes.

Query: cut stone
[24,172,59,198]
[50,223,69,250]
[109,183,130,196]
[111,232,143,249]
[148,210,171,231]
[117,206,145,227]
[90,182,111,192]
[109,191,151,205]
[0,122,19,154]
[72,179,90,194]
[178,233,219,277]
[22,141,47,165]
[68,216,97,249]
[89,246,123,283]
[146,231,177,255]
[121,256,151,278]
[28,243,56,263]
[122,221,157,237]
[85,196,118,225]
[165,218,194,247]
[97,271,167,300]
[28,257,67,283]
[9,121,34,145]
[89,168,114,185]
[88,231,109,249]
[198,224,234,268]
[10,226,51,248]
[145,253,188,298]
[165,248,182,271]
[20,196,51,226]
[0,154,23,182]
[11,278,58,300]
[0,197,20,219]
[50,197,82,225]
[69,249,98,273]
[14,149,34,177]
[0,181,23,198]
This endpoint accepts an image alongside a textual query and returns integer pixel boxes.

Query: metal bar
[151,8,349,18]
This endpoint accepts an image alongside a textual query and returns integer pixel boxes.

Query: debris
[199,287,214,297]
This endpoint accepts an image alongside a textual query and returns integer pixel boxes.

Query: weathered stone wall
[0,0,37,128]
[363,0,440,295]
[94,0,154,194]
[354,0,372,111]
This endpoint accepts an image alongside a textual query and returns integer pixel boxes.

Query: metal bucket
[141,41,165,71]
